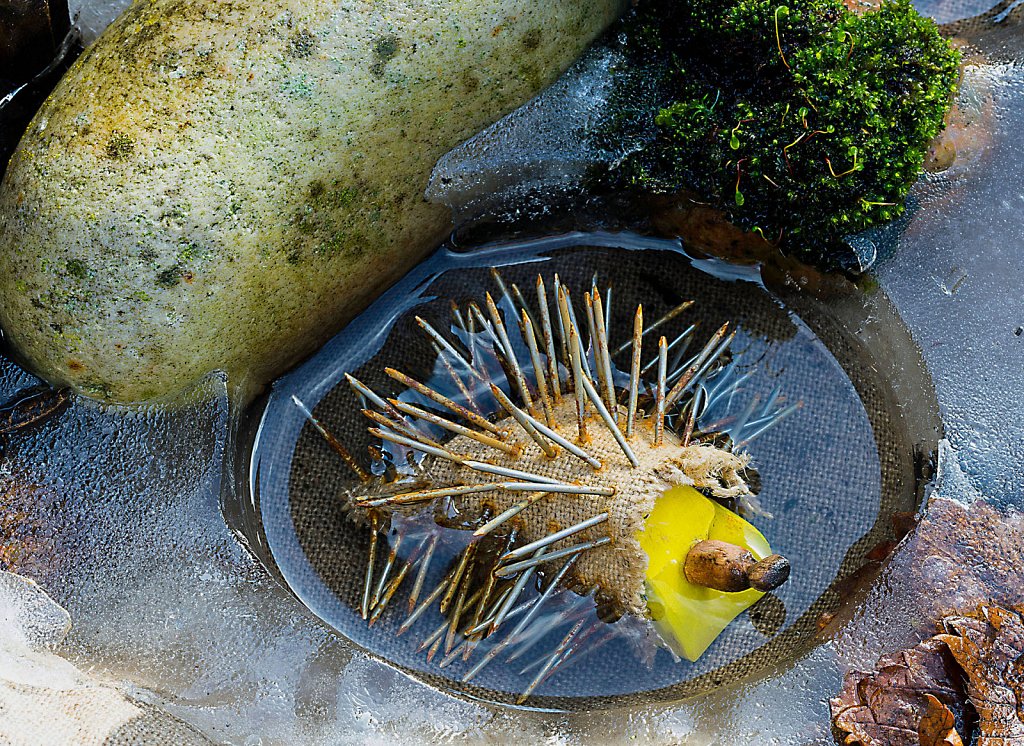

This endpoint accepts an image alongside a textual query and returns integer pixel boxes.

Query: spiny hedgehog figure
[294,270,797,700]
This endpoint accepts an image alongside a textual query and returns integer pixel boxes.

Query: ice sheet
[68,0,131,44]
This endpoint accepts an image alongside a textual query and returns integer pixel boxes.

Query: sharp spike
[518,619,601,689]
[485,292,535,414]
[627,305,642,440]
[426,635,443,662]
[372,532,402,609]
[292,395,371,482]
[445,561,474,654]
[655,336,668,447]
[368,551,413,626]
[488,547,547,636]
[467,594,532,637]
[612,298,695,356]
[518,620,599,676]
[496,535,612,578]
[567,324,588,443]
[460,460,560,485]
[463,305,482,373]
[520,310,555,428]
[604,286,612,337]
[540,626,618,683]
[450,301,469,332]
[433,342,484,415]
[368,427,467,466]
[668,328,735,391]
[510,282,537,331]
[414,316,482,382]
[344,373,389,411]
[704,368,752,412]
[591,289,617,418]
[488,384,558,459]
[497,482,614,496]
[463,553,580,683]
[665,322,731,410]
[438,637,474,669]
[467,301,502,351]
[516,618,587,704]
[729,392,761,446]
[347,374,433,439]
[666,325,698,373]
[489,387,602,469]
[553,275,570,373]
[473,491,553,537]
[400,573,448,635]
[681,385,703,447]
[584,289,599,373]
[505,591,595,665]
[359,482,504,508]
[440,541,477,614]
[471,529,514,630]
[736,402,802,448]
[536,276,562,404]
[577,369,638,467]
[406,533,440,616]
[419,617,450,653]
[361,514,381,620]
[642,323,696,376]
[501,513,609,563]
[761,383,784,417]
[385,368,502,435]
[471,587,513,635]
[360,408,444,451]
[387,397,520,458]
[490,267,513,309]
[564,295,585,364]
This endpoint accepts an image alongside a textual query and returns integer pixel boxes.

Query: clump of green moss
[600,0,959,257]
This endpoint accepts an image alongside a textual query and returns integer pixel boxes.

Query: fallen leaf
[918,694,963,746]
[937,604,1024,744]
[906,500,1024,626]
[830,636,968,745]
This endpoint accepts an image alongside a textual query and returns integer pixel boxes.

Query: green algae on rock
[596,0,960,260]
[0,0,625,402]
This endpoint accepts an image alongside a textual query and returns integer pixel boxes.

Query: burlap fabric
[413,415,751,616]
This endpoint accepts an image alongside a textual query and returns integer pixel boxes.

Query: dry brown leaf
[936,604,1024,745]
[830,636,968,745]
[828,493,1024,745]
[832,603,1024,745]
[899,498,1024,630]
[918,694,964,746]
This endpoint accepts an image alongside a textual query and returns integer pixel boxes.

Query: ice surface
[428,47,624,227]
[877,62,1024,501]
[0,572,73,685]
[68,0,131,44]
[0,2,1022,744]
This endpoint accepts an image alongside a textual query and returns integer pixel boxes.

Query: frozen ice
[428,46,625,226]
[68,0,131,44]
[878,62,1024,500]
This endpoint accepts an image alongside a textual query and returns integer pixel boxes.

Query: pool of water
[240,233,938,708]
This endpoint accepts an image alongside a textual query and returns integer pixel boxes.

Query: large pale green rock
[0,0,623,401]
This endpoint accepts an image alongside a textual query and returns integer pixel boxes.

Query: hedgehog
[294,270,795,700]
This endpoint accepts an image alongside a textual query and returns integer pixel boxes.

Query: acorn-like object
[685,540,791,593]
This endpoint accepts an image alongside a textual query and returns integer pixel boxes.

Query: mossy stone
[0,0,624,401]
